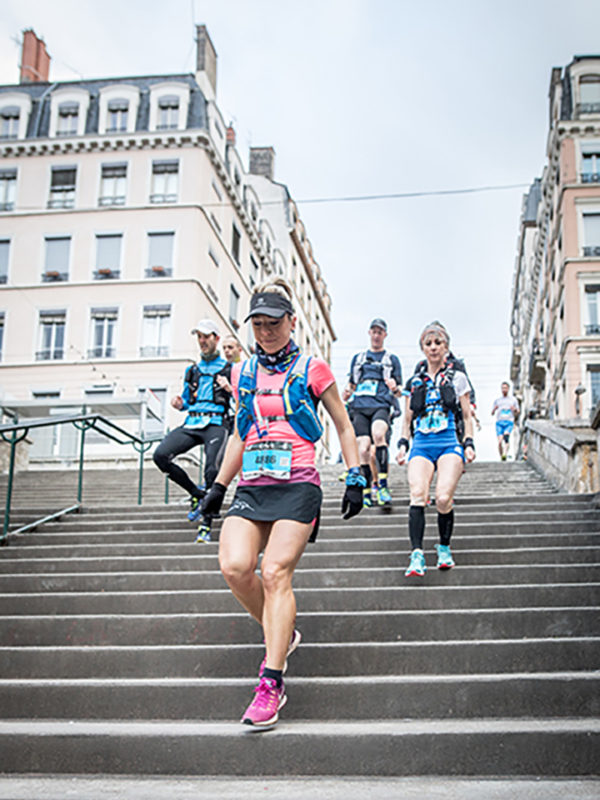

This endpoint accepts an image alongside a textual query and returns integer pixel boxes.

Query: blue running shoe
[195,523,211,544]
[436,544,455,570]
[187,492,205,523]
[377,485,392,509]
[405,549,426,577]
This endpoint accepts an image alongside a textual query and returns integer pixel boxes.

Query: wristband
[397,437,410,451]
[463,437,475,451]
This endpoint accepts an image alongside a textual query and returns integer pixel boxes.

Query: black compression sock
[437,509,454,545]
[375,445,389,475]
[409,505,425,550]
[361,463,372,488]
[262,667,283,687]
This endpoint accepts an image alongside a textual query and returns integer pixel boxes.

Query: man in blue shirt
[153,319,231,542]
[343,319,402,510]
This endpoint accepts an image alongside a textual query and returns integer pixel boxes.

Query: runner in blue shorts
[397,322,476,578]
[492,382,519,461]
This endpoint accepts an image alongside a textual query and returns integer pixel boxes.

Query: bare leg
[408,455,435,507]
[434,453,465,512]
[218,516,269,624]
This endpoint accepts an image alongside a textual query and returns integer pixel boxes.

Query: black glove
[200,482,227,517]
[341,468,367,520]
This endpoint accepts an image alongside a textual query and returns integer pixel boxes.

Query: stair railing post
[2,427,17,542]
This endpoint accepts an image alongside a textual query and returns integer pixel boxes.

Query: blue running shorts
[408,429,465,464]
[495,419,514,437]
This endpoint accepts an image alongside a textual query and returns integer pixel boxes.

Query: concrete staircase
[0,461,598,777]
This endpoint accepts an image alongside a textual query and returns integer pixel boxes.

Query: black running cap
[370,318,387,332]
[244,292,294,321]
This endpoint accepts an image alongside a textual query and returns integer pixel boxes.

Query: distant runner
[492,382,519,461]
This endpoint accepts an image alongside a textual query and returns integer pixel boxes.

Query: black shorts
[352,407,391,439]
[225,482,323,542]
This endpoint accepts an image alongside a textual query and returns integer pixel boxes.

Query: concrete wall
[525,418,598,493]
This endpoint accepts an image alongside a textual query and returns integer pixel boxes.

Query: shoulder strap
[381,350,393,381]
[352,351,368,385]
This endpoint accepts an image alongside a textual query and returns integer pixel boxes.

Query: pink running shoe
[258,628,302,677]
[241,677,287,727]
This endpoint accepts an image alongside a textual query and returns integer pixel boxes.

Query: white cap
[191,318,220,336]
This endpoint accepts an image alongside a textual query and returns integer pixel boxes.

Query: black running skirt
[225,482,323,542]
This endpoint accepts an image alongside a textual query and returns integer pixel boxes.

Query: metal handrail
[0,412,163,544]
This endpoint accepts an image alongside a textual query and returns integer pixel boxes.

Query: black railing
[583,246,600,258]
[140,345,169,357]
[93,269,120,280]
[586,324,600,335]
[35,349,64,361]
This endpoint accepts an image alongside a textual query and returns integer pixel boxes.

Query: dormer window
[579,75,600,114]
[107,99,128,132]
[0,106,19,140]
[157,95,179,130]
[57,102,79,136]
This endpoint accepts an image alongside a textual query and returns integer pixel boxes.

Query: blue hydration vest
[236,354,323,443]
[182,355,230,429]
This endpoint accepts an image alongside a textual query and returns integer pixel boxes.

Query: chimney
[195,25,217,101]
[20,29,50,83]
[249,147,275,181]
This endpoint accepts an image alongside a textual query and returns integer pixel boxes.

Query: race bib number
[499,408,513,419]
[355,380,378,397]
[242,440,292,480]
[417,409,449,435]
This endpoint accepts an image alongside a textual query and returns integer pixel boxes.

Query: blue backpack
[236,354,324,443]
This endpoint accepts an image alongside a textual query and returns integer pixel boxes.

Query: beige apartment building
[0,28,335,463]
[510,55,600,444]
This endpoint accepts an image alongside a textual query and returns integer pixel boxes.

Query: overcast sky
[2,0,599,458]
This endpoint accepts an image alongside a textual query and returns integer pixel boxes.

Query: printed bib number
[242,440,293,480]
[498,408,513,419]
[355,380,378,397]
[417,409,449,435]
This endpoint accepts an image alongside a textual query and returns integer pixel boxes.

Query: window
[588,366,600,407]
[0,169,16,211]
[150,160,178,203]
[250,255,260,288]
[157,95,179,130]
[146,232,174,277]
[89,307,117,358]
[57,102,79,136]
[99,163,126,206]
[138,387,167,437]
[231,224,241,265]
[229,284,240,329]
[0,312,4,361]
[0,106,19,139]
[580,75,600,114]
[208,245,220,267]
[37,310,65,360]
[582,150,600,183]
[0,240,8,284]
[94,234,122,279]
[107,99,128,132]
[583,213,600,257]
[48,167,76,209]
[585,285,600,335]
[141,305,171,357]
[43,237,70,282]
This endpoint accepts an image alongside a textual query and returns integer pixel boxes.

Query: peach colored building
[0,27,335,463]
[510,55,600,441]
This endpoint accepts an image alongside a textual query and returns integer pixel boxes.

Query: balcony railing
[93,269,120,280]
[0,202,14,212]
[47,195,75,209]
[581,172,600,183]
[586,323,600,335]
[41,271,68,282]
[145,266,172,278]
[87,347,116,359]
[35,349,64,361]
[0,275,7,285]
[98,196,125,207]
[149,193,177,203]
[583,246,600,258]
[577,102,600,115]
[139,345,169,358]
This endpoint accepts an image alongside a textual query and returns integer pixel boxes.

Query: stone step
[2,637,597,679]
[1,564,597,592]
[2,582,596,615]
[1,607,597,647]
[0,673,597,721]
[1,546,597,573]
[0,718,596,776]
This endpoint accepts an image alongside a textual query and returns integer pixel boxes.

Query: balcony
[577,102,600,116]
[145,266,172,278]
[582,172,600,183]
[149,193,177,204]
[586,324,600,335]
[0,202,14,212]
[0,275,7,285]
[583,246,600,258]
[35,349,64,361]
[87,347,116,359]
[139,345,169,358]
[98,196,125,207]
[41,271,68,282]
[93,268,120,280]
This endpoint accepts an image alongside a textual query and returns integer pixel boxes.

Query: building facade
[510,55,600,442]
[0,27,335,462]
